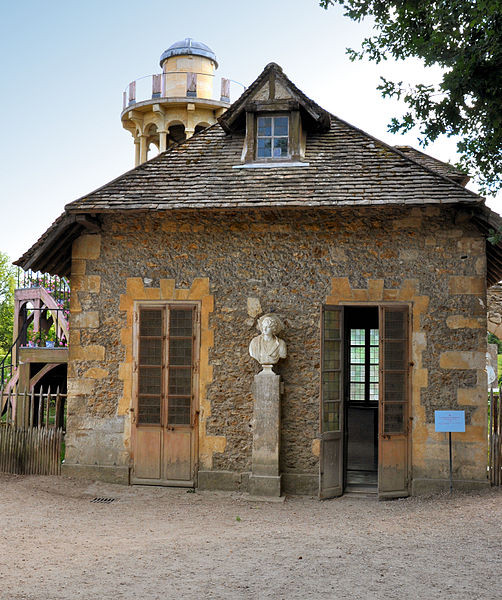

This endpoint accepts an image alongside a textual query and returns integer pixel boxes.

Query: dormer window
[257,116,289,159]
[218,63,331,168]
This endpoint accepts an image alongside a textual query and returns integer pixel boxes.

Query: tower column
[159,131,167,153]
[139,135,148,164]
[134,138,140,167]
[186,103,195,138]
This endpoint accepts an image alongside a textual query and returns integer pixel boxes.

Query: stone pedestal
[249,366,282,497]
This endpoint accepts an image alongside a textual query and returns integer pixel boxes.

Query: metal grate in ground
[90,497,116,504]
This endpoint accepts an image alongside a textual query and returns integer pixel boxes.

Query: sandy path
[0,474,501,600]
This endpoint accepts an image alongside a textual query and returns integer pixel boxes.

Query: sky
[1,0,500,263]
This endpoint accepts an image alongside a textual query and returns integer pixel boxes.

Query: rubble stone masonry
[63,204,489,493]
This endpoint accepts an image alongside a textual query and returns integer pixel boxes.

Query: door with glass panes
[131,303,199,485]
[320,305,409,499]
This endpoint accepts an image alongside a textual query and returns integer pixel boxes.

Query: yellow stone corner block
[367,279,384,300]
[70,293,82,314]
[382,289,399,301]
[120,326,132,348]
[160,279,176,299]
[440,351,485,370]
[71,259,86,276]
[67,377,94,396]
[72,234,101,260]
[199,435,227,470]
[412,368,428,390]
[144,288,161,300]
[126,278,147,299]
[449,276,485,296]
[72,275,100,294]
[72,311,99,329]
[84,367,109,379]
[352,289,369,302]
[328,277,352,302]
[446,315,484,329]
[311,438,320,457]
[398,279,418,301]
[119,294,133,312]
[189,277,210,299]
[118,362,131,381]
[117,394,131,416]
[70,344,105,362]
[69,330,81,346]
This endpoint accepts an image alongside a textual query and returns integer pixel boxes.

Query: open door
[378,306,410,498]
[319,306,344,499]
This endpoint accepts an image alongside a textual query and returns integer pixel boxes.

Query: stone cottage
[16,62,502,498]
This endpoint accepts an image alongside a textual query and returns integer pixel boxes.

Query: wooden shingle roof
[14,62,502,283]
[394,146,470,187]
[64,117,481,213]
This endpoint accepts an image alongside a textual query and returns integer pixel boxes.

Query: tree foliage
[0,252,15,354]
[320,1,502,195]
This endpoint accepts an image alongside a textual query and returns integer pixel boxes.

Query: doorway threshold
[344,485,377,498]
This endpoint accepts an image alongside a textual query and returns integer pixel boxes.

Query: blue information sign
[435,410,465,433]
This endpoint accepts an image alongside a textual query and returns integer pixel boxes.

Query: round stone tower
[121,38,232,166]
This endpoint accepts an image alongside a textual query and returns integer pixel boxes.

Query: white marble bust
[249,314,287,367]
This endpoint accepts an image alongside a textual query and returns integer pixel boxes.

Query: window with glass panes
[349,328,379,403]
[257,116,289,159]
[137,305,195,426]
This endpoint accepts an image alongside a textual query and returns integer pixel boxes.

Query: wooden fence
[0,387,66,475]
[489,390,502,486]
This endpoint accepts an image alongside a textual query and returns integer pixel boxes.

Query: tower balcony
[121,71,245,165]
[121,71,244,116]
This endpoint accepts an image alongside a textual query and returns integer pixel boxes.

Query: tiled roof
[65,116,481,214]
[394,146,469,186]
[16,62,501,281]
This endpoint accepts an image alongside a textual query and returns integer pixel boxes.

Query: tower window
[257,116,289,159]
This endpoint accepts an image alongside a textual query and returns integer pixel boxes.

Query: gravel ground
[1,474,501,600]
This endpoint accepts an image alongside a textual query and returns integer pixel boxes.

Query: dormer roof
[218,62,331,134]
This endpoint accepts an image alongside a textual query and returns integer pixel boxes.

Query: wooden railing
[0,387,66,475]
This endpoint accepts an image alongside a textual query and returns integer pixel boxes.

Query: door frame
[319,301,412,498]
[130,300,201,486]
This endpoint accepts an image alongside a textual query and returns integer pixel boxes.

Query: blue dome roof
[159,38,218,68]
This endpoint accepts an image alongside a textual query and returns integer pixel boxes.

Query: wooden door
[378,306,409,498]
[132,304,199,486]
[319,306,344,499]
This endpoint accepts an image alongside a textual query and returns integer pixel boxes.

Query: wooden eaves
[14,214,100,278]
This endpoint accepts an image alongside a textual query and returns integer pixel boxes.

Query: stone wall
[488,285,502,338]
[63,204,489,492]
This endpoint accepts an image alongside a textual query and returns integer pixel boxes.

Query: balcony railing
[122,71,245,111]
[17,269,70,310]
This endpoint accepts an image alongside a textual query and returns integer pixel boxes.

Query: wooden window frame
[348,327,379,404]
[243,101,303,163]
[133,301,200,429]
[256,114,290,160]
